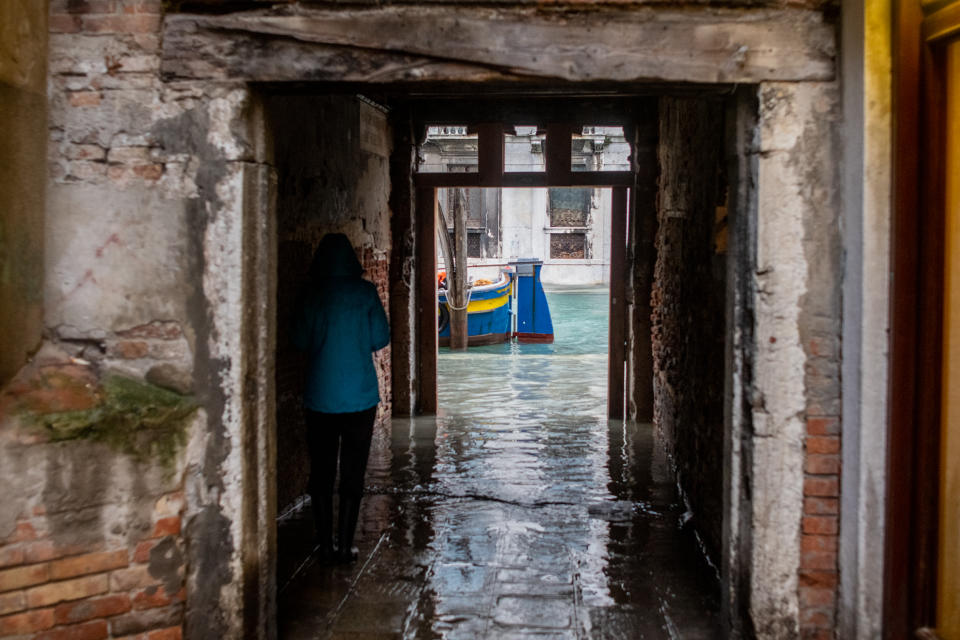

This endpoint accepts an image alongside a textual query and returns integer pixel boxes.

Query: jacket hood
[309,233,364,280]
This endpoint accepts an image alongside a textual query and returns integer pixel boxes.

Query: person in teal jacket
[293,233,390,564]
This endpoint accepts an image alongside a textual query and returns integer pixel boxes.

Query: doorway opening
[258,89,750,637]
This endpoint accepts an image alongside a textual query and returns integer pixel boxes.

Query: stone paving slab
[492,596,573,629]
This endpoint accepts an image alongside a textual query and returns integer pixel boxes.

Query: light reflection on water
[434,286,616,608]
[438,285,610,421]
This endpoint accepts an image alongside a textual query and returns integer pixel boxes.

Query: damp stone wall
[651,97,727,566]
[2,0,271,637]
[269,94,393,514]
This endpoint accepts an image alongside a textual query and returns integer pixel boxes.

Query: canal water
[279,286,721,639]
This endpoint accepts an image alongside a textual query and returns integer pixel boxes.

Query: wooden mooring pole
[450,188,469,350]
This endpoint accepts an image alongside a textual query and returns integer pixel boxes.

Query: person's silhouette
[293,233,390,564]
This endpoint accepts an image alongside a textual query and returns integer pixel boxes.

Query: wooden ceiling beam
[162,6,835,85]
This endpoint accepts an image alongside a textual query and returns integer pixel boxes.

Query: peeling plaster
[748,81,839,639]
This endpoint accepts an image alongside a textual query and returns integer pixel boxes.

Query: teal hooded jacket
[293,234,390,414]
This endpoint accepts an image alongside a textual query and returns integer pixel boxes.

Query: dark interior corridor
[270,90,732,638]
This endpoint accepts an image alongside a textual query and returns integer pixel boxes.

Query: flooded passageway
[280,287,721,638]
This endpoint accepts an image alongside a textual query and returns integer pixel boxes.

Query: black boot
[336,496,361,564]
[312,494,336,565]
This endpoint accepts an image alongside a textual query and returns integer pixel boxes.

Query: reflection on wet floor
[279,288,721,639]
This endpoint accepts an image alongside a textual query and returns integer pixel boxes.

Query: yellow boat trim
[439,292,510,315]
[467,293,510,313]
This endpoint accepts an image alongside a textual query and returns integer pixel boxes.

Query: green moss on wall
[30,374,197,467]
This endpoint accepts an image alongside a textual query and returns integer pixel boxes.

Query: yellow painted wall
[0,0,47,385]
[938,36,960,640]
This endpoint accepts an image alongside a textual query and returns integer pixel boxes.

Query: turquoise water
[438,286,610,420]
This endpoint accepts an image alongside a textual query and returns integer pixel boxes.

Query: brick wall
[0,420,187,640]
[0,502,185,640]
[800,415,840,638]
[8,1,202,637]
[651,97,727,565]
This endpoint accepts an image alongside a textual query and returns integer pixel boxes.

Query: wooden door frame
[885,1,960,636]
[412,119,636,418]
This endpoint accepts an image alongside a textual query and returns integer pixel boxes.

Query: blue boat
[510,258,554,344]
[438,258,554,346]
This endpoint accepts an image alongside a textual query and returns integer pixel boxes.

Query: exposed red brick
[132,586,184,611]
[806,416,839,436]
[116,323,182,341]
[4,521,38,544]
[107,164,164,182]
[108,340,149,359]
[24,540,105,565]
[81,14,161,34]
[51,550,128,581]
[802,515,838,535]
[54,594,131,625]
[0,546,25,569]
[799,586,835,608]
[804,497,839,515]
[68,92,102,108]
[5,364,102,415]
[132,164,163,180]
[801,535,838,552]
[801,629,834,640]
[801,550,838,571]
[132,540,158,564]
[0,607,55,635]
[805,454,840,475]
[0,590,25,616]
[110,566,156,593]
[0,563,50,592]
[803,477,839,497]
[23,541,58,564]
[34,619,108,640]
[150,517,181,539]
[799,569,838,588]
[27,574,109,608]
[806,436,840,455]
[107,165,127,181]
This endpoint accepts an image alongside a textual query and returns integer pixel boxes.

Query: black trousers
[305,406,377,501]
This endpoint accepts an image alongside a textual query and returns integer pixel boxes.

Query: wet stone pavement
[278,287,722,639]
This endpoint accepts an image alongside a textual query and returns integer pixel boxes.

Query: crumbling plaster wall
[269,94,393,513]
[655,83,842,640]
[2,1,275,638]
[747,81,842,639]
[651,97,727,566]
[0,0,47,386]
